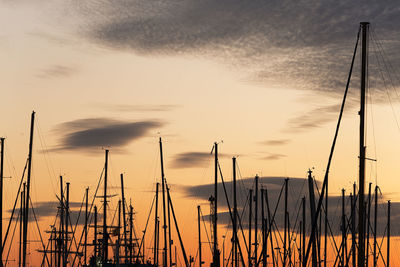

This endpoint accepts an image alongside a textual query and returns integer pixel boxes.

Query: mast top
[360,22,370,26]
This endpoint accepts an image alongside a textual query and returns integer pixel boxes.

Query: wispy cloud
[70,0,400,97]
[36,64,77,79]
[94,104,181,113]
[170,152,213,168]
[258,139,290,146]
[262,153,286,160]
[50,118,163,152]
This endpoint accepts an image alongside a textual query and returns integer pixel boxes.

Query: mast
[22,111,35,267]
[254,175,259,267]
[198,205,202,267]
[358,21,369,267]
[94,205,98,260]
[212,142,220,267]
[248,189,253,267]
[261,189,265,267]
[59,176,64,267]
[324,174,328,267]
[154,183,159,265]
[307,169,317,267]
[65,182,70,267]
[232,157,238,267]
[284,178,288,267]
[117,200,121,265]
[84,187,89,266]
[0,137,4,267]
[120,174,127,263]
[341,189,345,267]
[159,138,168,267]
[302,197,306,267]
[19,184,25,267]
[168,186,173,267]
[373,186,377,267]
[103,149,109,263]
[129,205,133,264]
[265,187,275,267]
[387,200,390,267]
[366,183,372,267]
[351,192,355,267]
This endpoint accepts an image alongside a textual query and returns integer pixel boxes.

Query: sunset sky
[2,0,400,265]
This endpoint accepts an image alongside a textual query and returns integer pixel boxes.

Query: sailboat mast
[213,142,220,267]
[103,149,109,263]
[198,205,202,267]
[0,137,4,267]
[248,189,253,267]
[154,183,159,265]
[84,187,89,266]
[22,111,35,267]
[159,138,168,267]
[358,21,369,267]
[254,175,258,267]
[232,157,238,267]
[120,174,127,263]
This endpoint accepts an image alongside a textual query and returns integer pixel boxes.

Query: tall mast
[387,200,390,267]
[261,189,265,267]
[22,111,35,267]
[102,149,108,263]
[154,183,159,265]
[94,205,98,260]
[341,189,346,267]
[232,157,238,267]
[307,169,317,267]
[212,142,220,267]
[65,182,70,267]
[59,176,64,267]
[19,184,25,267]
[0,137,4,267]
[366,183,372,267]
[103,149,109,263]
[373,186,377,267]
[248,189,253,267]
[302,197,305,267]
[198,205,202,267]
[117,200,121,265]
[254,175,258,267]
[129,205,133,264]
[159,138,168,267]
[120,174,127,263]
[358,21,369,267]
[84,187,89,266]
[284,178,288,267]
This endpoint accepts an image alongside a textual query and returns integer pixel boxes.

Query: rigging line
[67,191,86,254]
[71,167,104,266]
[36,121,57,195]
[2,159,28,249]
[4,206,19,267]
[217,161,249,259]
[256,181,285,265]
[199,208,213,253]
[372,42,400,132]
[29,196,51,266]
[305,25,360,265]
[313,178,341,255]
[136,194,156,259]
[371,29,400,102]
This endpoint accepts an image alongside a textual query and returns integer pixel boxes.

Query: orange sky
[2,0,400,266]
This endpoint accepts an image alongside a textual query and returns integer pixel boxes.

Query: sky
[2,0,400,265]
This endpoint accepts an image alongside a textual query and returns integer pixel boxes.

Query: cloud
[51,118,163,152]
[181,177,400,235]
[259,139,290,146]
[262,153,286,160]
[70,0,400,98]
[170,152,213,168]
[94,104,181,113]
[284,103,351,132]
[36,64,77,79]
